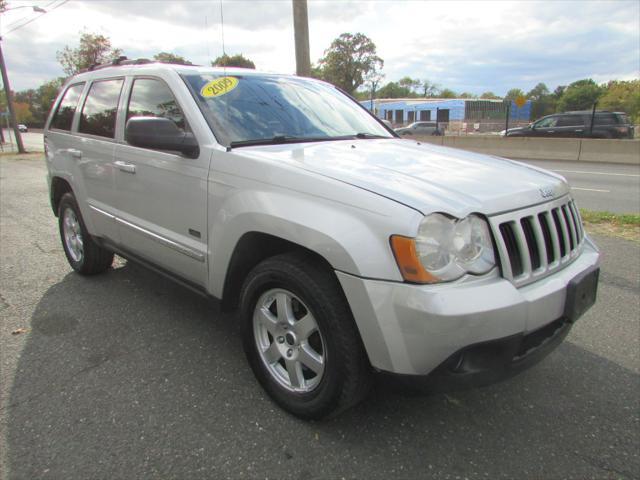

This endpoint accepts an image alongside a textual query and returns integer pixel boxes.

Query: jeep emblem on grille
[539,186,555,198]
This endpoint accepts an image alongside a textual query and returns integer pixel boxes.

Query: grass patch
[580,209,640,242]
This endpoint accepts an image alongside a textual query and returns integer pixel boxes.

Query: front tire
[58,192,113,275]
[240,252,372,419]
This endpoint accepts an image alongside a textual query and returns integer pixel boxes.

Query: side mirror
[125,116,199,158]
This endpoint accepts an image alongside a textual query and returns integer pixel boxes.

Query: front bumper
[337,236,600,377]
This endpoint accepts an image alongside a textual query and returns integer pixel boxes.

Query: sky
[1,0,639,94]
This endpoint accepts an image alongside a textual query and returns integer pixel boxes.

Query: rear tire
[58,192,113,275]
[240,252,372,419]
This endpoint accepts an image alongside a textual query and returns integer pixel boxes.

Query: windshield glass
[182,73,392,146]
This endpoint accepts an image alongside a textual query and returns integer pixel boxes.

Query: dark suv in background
[506,111,634,139]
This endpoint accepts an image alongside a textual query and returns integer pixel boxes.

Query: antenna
[219,0,226,57]
[204,15,210,60]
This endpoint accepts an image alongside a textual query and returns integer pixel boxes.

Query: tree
[376,81,412,99]
[12,78,64,128]
[56,32,123,75]
[556,79,603,112]
[421,80,439,98]
[212,53,255,69]
[153,52,192,65]
[599,80,640,123]
[13,102,33,124]
[526,82,556,119]
[398,76,421,94]
[439,88,457,99]
[480,91,501,99]
[504,88,525,102]
[317,33,383,95]
[459,92,476,99]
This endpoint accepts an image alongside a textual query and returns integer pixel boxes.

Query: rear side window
[50,83,85,131]
[556,115,584,127]
[79,79,124,138]
[594,114,618,126]
[126,78,186,131]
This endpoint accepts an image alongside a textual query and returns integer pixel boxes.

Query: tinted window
[594,114,618,126]
[50,83,85,131]
[79,79,124,138]
[535,117,557,128]
[556,115,584,127]
[127,78,185,131]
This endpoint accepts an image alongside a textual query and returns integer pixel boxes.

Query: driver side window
[535,117,557,128]
[127,78,186,134]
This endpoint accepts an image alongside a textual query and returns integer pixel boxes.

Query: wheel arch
[220,231,335,312]
[50,176,74,216]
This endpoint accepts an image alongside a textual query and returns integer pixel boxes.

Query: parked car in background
[505,111,634,139]
[395,121,442,136]
[18,124,28,133]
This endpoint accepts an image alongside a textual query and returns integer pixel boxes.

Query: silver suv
[44,62,600,419]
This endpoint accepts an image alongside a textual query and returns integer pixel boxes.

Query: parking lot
[0,154,638,479]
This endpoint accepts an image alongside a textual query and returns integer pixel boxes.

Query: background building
[362,98,532,133]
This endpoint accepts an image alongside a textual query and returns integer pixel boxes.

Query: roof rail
[81,56,153,73]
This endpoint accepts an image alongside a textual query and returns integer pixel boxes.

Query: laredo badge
[200,77,239,98]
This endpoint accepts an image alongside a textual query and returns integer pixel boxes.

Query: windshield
[182,73,393,147]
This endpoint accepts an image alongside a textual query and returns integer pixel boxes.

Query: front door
[113,77,209,286]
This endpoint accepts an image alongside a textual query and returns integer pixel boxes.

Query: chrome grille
[489,196,585,287]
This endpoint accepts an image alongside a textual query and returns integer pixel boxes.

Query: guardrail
[413,136,640,165]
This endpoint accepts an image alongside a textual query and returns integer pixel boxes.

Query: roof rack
[81,56,153,73]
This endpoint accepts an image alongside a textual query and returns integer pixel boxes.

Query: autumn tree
[13,102,33,124]
[598,80,640,122]
[317,33,383,95]
[56,32,123,75]
[212,53,255,69]
[154,52,193,65]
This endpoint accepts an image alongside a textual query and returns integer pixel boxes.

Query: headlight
[391,213,495,283]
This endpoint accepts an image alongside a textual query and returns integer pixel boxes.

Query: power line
[3,0,59,31]
[4,0,69,35]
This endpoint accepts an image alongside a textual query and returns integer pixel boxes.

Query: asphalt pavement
[519,159,640,214]
[1,155,639,480]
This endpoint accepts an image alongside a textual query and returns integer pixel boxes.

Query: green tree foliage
[153,52,193,65]
[459,92,476,99]
[556,79,603,112]
[317,33,383,95]
[421,80,439,97]
[527,82,556,119]
[56,32,123,75]
[376,81,413,99]
[211,53,255,69]
[398,76,421,94]
[504,88,525,102]
[439,88,457,99]
[598,80,640,123]
[480,91,501,99]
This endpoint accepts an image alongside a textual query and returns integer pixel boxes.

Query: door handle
[547,130,555,133]
[114,161,136,174]
[575,129,583,132]
[68,149,82,159]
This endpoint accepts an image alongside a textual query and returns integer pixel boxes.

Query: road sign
[514,95,527,108]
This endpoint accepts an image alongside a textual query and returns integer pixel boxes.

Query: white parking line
[552,169,640,178]
[571,187,610,193]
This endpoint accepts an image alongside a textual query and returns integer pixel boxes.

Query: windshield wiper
[229,136,302,148]
[353,132,388,139]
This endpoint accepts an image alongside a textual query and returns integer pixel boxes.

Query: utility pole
[0,38,25,153]
[292,0,311,77]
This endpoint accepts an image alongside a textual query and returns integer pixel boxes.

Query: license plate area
[564,266,599,323]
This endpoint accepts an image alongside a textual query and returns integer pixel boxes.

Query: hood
[235,139,569,217]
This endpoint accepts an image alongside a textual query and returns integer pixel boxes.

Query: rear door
[113,76,209,286]
[74,78,125,242]
[554,114,586,137]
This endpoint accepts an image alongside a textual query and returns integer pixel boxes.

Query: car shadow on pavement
[6,260,640,479]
